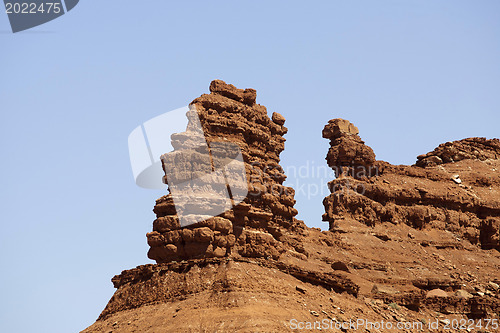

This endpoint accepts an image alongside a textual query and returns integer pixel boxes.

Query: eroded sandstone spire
[322,118,376,178]
[147,80,303,263]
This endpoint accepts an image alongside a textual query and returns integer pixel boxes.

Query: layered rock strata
[416,137,500,167]
[322,119,500,251]
[147,80,303,264]
[84,111,500,333]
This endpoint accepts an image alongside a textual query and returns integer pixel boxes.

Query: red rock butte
[83,81,500,333]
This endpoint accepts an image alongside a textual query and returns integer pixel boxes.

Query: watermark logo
[127,105,248,227]
[4,0,79,33]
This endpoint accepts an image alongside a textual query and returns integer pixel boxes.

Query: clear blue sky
[1,1,499,332]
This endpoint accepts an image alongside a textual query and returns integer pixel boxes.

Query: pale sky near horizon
[1,1,499,332]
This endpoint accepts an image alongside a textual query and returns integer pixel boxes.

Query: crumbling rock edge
[100,257,359,321]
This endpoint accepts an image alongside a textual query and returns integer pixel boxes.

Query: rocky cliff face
[83,85,500,333]
[322,119,500,251]
[147,80,304,264]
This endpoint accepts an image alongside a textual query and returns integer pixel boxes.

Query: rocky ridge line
[322,118,500,250]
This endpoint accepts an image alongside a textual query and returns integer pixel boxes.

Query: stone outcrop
[82,92,500,333]
[416,137,500,167]
[97,257,359,321]
[147,80,303,264]
[322,119,500,251]
[322,118,377,178]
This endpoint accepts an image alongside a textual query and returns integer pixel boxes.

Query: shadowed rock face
[322,119,500,251]
[147,80,304,263]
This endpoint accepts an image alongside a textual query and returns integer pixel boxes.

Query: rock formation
[322,118,377,178]
[322,118,500,250]
[416,137,500,167]
[83,89,500,333]
[147,80,304,264]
